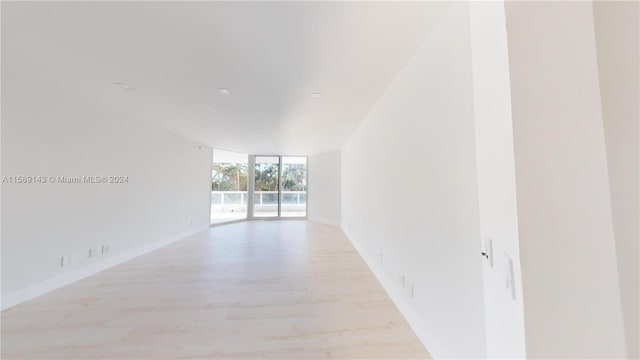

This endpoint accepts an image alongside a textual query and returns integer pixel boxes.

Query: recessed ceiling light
[217,88,231,96]
[199,126,207,130]
[113,81,134,90]
[311,92,321,98]
[256,128,263,133]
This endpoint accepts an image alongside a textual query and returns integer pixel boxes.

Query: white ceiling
[2,1,451,155]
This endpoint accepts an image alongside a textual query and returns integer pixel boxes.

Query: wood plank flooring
[1,220,429,359]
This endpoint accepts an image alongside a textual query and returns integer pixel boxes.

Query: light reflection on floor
[211,209,306,224]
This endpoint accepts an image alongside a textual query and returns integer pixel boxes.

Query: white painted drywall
[468,2,527,358]
[593,2,640,357]
[505,2,627,357]
[341,3,486,358]
[307,150,341,226]
[1,70,212,308]
[213,149,249,164]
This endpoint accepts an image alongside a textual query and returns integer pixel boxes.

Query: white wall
[468,2,527,358]
[307,150,341,226]
[593,2,640,357]
[341,3,486,358]
[505,2,627,357]
[1,71,212,309]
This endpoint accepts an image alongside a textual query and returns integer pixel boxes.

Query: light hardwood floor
[1,220,429,359]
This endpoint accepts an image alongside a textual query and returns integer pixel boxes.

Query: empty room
[1,1,638,359]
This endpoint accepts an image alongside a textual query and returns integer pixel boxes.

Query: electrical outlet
[60,255,75,267]
[89,246,101,258]
[379,253,383,264]
[190,219,194,227]
[103,244,110,254]
[402,275,406,288]
[410,283,415,298]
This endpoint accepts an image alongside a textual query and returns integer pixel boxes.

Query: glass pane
[211,149,249,224]
[254,156,280,217]
[281,156,307,217]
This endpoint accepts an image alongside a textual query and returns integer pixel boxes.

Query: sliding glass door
[281,156,307,217]
[254,156,280,217]
[211,149,248,224]
[211,151,307,224]
[253,155,307,218]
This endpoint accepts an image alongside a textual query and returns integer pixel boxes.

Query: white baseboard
[341,226,445,359]
[308,216,341,227]
[1,226,208,311]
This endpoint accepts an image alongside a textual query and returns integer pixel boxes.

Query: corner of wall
[339,226,446,358]
[1,226,208,311]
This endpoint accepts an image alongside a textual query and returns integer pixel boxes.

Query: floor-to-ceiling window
[254,156,280,218]
[211,149,248,224]
[212,151,307,224]
[281,156,307,217]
